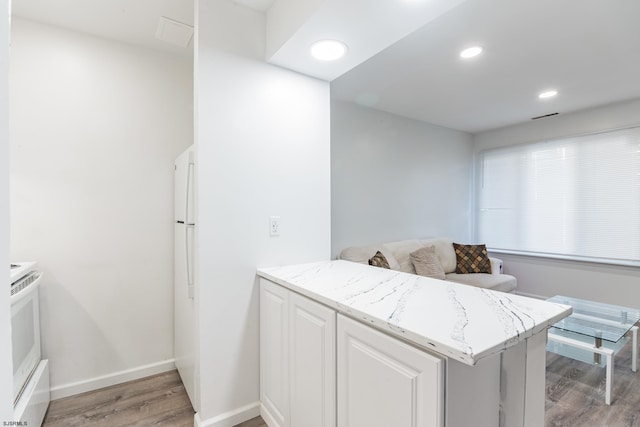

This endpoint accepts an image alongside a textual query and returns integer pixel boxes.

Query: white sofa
[338,237,517,293]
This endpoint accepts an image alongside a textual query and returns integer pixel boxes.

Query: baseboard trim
[260,402,279,427]
[49,358,176,400]
[195,401,260,427]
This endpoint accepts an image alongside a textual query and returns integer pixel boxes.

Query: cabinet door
[337,314,444,427]
[260,279,290,427]
[290,292,336,427]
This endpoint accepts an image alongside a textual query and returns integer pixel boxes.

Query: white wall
[196,1,330,425]
[474,98,640,304]
[331,100,474,257]
[0,0,13,420]
[9,18,193,397]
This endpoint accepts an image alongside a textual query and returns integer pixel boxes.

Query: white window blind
[478,126,640,264]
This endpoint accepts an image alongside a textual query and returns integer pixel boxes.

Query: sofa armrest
[489,257,503,275]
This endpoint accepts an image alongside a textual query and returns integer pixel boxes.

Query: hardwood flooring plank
[43,370,194,427]
[234,416,268,427]
[47,388,191,426]
[46,384,189,425]
[45,370,185,418]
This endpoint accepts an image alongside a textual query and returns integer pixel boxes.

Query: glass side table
[546,295,639,405]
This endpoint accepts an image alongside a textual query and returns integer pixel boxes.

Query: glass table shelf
[547,295,640,343]
[547,328,630,366]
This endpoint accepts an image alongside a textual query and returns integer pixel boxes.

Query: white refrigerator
[174,145,197,409]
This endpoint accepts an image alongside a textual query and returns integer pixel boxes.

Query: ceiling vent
[155,16,194,48]
[531,112,559,120]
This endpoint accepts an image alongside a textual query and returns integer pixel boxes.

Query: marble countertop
[257,260,571,365]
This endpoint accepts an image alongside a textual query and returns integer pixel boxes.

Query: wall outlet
[270,216,280,236]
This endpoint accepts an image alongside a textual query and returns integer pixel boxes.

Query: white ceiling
[266,0,468,81]
[331,0,640,133]
[11,0,640,133]
[11,0,195,56]
[9,0,275,54]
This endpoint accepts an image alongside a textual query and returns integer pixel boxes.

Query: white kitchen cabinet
[260,279,336,427]
[289,292,336,427]
[260,279,290,427]
[337,314,444,427]
[258,262,567,427]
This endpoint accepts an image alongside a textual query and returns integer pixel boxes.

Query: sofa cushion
[339,245,401,271]
[368,251,390,269]
[453,243,492,274]
[410,246,446,280]
[445,273,517,293]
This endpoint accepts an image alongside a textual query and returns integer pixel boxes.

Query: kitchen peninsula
[257,260,571,427]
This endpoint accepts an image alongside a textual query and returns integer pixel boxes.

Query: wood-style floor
[42,370,194,426]
[545,342,640,426]
[235,416,268,427]
[44,343,640,426]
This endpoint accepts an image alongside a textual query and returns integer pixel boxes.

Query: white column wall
[195,1,330,424]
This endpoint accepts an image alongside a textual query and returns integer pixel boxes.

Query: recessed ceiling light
[310,40,348,61]
[539,90,558,99]
[459,46,483,59]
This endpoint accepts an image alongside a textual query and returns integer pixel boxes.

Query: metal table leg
[605,351,613,405]
[632,325,638,373]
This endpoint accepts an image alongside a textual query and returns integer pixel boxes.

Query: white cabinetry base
[260,280,289,427]
[337,314,444,427]
[260,279,336,427]
[259,276,552,427]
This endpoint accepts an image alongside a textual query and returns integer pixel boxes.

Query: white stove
[10,262,37,283]
[10,262,39,300]
[10,261,49,426]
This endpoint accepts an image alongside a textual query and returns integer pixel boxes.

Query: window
[477,126,640,265]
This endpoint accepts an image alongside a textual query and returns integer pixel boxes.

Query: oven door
[11,273,42,405]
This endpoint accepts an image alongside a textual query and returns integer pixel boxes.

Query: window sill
[487,248,640,269]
